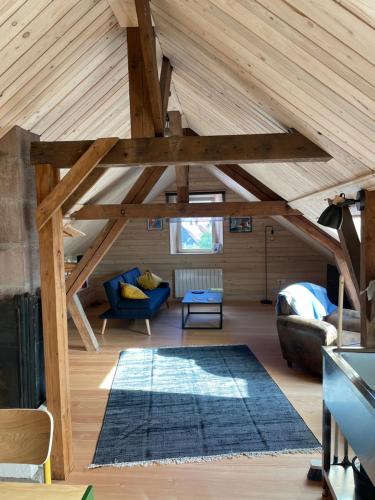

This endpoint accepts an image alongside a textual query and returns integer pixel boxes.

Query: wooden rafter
[216,163,360,310]
[72,201,300,220]
[134,0,164,135]
[31,131,331,168]
[169,110,189,203]
[36,138,118,230]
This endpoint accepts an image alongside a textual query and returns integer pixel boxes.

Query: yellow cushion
[138,270,163,290]
[120,282,148,300]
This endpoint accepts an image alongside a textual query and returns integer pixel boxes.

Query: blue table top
[182,290,223,304]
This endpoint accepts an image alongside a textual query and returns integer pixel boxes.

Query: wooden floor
[66,301,323,499]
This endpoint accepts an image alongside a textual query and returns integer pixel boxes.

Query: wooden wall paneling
[35,164,72,479]
[151,0,375,168]
[360,190,375,347]
[36,138,119,230]
[0,6,120,139]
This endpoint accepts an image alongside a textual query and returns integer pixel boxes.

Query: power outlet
[277,279,288,289]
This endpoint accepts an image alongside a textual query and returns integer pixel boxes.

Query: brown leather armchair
[276,293,360,376]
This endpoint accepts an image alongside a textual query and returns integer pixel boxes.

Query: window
[167,192,224,255]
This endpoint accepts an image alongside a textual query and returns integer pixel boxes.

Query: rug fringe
[89,447,321,469]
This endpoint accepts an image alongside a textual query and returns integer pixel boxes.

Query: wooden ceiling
[0,0,374,254]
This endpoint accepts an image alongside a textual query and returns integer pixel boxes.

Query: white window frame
[167,192,224,255]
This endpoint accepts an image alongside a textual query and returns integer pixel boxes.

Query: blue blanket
[279,282,337,320]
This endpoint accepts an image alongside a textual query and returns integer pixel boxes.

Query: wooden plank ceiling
[0,0,374,256]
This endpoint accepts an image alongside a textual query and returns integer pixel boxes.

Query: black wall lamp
[317,190,365,230]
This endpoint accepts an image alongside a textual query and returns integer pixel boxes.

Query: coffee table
[181,289,223,329]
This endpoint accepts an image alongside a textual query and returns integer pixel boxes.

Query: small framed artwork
[147,218,163,231]
[229,216,252,233]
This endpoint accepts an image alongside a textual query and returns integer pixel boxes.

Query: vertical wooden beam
[160,56,173,126]
[169,111,189,203]
[360,190,375,347]
[127,27,155,138]
[134,0,164,135]
[338,205,360,297]
[35,164,72,480]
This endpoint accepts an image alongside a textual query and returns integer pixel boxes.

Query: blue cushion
[103,275,123,309]
[122,267,141,286]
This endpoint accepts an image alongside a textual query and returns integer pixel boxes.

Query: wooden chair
[0,409,53,484]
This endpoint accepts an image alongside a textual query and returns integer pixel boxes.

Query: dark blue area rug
[91,345,320,467]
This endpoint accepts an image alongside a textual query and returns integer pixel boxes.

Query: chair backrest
[0,409,53,465]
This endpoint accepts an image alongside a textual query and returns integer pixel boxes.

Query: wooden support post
[160,57,173,126]
[134,0,164,135]
[360,190,375,347]
[35,164,72,480]
[169,111,189,203]
[69,294,99,351]
[338,206,361,300]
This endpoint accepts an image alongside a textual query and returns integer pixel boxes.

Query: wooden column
[35,164,72,480]
[360,190,375,347]
[169,111,189,203]
[338,206,360,300]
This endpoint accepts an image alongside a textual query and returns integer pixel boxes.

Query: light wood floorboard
[66,301,322,499]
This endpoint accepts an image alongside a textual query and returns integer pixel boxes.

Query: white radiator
[174,269,223,297]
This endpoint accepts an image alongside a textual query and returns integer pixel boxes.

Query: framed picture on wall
[229,216,252,233]
[147,218,163,231]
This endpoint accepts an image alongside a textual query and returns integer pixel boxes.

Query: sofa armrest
[276,315,337,375]
[158,282,170,288]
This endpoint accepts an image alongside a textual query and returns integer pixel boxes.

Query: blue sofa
[100,267,170,335]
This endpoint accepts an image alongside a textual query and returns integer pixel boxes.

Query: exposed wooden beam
[35,164,72,480]
[31,131,332,168]
[127,27,155,138]
[72,201,300,220]
[169,111,189,203]
[215,163,360,310]
[66,166,166,302]
[36,138,118,230]
[62,168,106,215]
[360,190,375,347]
[338,206,360,297]
[134,0,164,136]
[69,294,99,352]
[160,56,173,126]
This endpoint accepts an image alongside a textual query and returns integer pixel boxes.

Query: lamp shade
[317,204,343,229]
